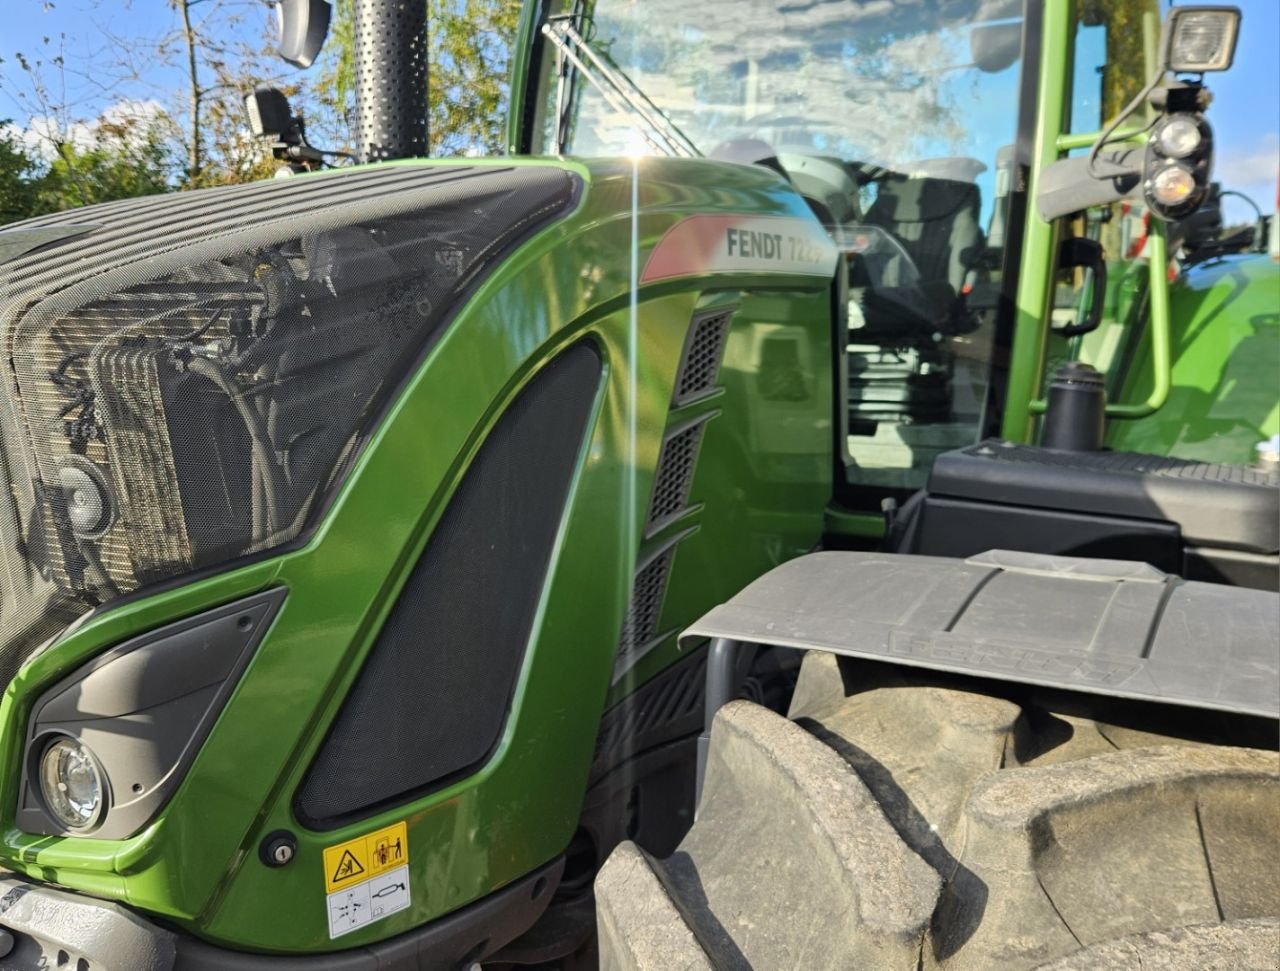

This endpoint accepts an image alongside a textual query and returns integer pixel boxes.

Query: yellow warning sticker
[323,821,408,894]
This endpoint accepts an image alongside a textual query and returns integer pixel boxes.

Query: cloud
[9,98,168,162]
[1216,131,1279,192]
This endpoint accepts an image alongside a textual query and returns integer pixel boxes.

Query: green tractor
[0,1,1275,969]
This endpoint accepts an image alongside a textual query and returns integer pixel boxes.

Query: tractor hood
[0,163,579,687]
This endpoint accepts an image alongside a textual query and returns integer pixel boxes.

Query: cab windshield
[533,0,1027,492]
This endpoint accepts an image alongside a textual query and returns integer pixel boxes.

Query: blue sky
[2,0,1277,222]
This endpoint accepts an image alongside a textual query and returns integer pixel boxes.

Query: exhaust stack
[353,0,428,162]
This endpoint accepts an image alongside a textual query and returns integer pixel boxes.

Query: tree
[429,0,521,156]
[155,0,302,186]
[317,0,521,157]
[0,110,175,226]
[0,123,41,223]
[34,113,174,211]
[4,3,331,196]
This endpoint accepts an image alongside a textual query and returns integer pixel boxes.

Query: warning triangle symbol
[331,849,365,884]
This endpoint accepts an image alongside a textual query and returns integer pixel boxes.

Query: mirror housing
[1036,149,1141,223]
[276,0,332,69]
[245,86,326,172]
[970,22,1022,74]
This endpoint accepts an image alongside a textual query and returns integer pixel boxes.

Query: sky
[1,0,1277,223]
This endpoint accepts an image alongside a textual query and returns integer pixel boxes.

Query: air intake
[619,544,676,655]
[296,343,602,827]
[645,415,713,535]
[672,309,732,406]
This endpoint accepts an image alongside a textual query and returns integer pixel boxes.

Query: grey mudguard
[681,550,1279,718]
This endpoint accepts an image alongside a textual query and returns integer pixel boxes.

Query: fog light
[39,736,106,831]
[1154,116,1202,158]
[1150,165,1197,206]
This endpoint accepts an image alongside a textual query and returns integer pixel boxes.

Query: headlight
[19,589,284,839]
[1150,164,1198,207]
[1154,116,1202,159]
[38,735,106,831]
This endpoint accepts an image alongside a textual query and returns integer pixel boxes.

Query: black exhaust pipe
[352,0,428,162]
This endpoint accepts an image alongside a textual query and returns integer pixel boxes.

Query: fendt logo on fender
[641,213,838,284]
[725,227,783,259]
[725,227,828,264]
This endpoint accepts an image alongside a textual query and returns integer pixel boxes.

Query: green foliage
[316,0,521,157]
[0,115,174,226]
[37,119,175,211]
[0,124,41,223]
[429,0,521,156]
[4,0,521,223]
[1081,0,1161,119]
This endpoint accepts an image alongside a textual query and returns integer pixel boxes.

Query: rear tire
[596,653,1280,970]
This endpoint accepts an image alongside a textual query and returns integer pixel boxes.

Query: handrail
[1055,124,1149,152]
[1029,221,1171,418]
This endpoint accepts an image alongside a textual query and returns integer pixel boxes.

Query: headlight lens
[1166,8,1239,73]
[1151,165,1197,206]
[39,735,105,830]
[1154,116,1202,159]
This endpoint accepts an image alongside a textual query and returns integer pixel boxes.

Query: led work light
[1163,6,1241,73]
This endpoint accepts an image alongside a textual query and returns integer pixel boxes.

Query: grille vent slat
[645,418,710,534]
[672,309,732,406]
[611,307,732,682]
[618,545,676,655]
[592,648,707,777]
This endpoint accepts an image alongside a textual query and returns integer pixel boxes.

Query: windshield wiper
[542,16,701,158]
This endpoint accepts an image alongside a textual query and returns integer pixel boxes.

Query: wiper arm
[542,16,700,158]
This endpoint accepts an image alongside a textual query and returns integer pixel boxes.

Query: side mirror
[245,86,327,172]
[970,22,1022,74]
[1036,149,1142,222]
[276,0,332,69]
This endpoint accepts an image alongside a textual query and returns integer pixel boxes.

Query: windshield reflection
[542,0,1026,490]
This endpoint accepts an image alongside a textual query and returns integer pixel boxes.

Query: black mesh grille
[672,310,731,405]
[0,165,579,694]
[592,646,705,779]
[645,419,708,533]
[618,545,676,655]
[296,343,602,827]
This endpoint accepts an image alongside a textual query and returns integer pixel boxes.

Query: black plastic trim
[0,856,563,971]
[174,858,564,970]
[18,588,287,840]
